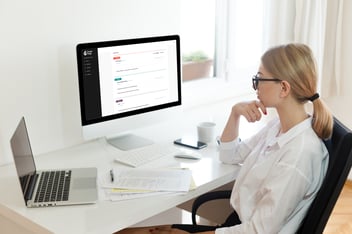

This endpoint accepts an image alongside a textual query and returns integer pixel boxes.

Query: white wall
[0,0,181,165]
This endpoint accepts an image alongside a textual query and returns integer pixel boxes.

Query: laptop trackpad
[73,177,96,189]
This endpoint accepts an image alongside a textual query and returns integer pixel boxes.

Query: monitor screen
[76,35,181,149]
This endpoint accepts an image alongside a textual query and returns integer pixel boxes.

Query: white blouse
[215,117,328,234]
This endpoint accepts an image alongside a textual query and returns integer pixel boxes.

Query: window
[180,0,216,81]
[225,0,264,83]
[181,0,264,106]
[181,0,263,81]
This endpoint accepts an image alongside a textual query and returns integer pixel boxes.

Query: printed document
[101,168,192,192]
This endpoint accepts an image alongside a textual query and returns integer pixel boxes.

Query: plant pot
[182,59,213,81]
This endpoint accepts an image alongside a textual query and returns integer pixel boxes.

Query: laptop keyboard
[34,170,71,203]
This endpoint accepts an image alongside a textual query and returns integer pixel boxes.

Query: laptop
[10,117,98,208]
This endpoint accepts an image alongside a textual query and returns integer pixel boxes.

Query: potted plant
[182,50,213,81]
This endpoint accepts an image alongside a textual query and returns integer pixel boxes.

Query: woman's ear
[280,80,291,97]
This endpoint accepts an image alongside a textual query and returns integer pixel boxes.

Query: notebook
[10,117,98,208]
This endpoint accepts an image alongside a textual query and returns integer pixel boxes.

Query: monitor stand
[107,134,154,151]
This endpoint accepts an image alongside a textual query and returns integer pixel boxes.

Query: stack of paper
[100,168,193,201]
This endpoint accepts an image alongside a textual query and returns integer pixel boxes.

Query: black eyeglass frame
[252,75,282,90]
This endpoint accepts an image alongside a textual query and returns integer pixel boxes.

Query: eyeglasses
[252,75,282,90]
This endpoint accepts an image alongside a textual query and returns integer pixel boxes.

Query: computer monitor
[76,35,181,150]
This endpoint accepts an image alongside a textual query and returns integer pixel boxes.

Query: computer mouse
[174,149,202,160]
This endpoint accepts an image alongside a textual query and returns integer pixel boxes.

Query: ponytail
[311,98,333,140]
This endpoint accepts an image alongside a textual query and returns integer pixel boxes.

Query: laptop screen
[10,117,37,194]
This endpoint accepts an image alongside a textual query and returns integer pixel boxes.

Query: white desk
[0,98,269,234]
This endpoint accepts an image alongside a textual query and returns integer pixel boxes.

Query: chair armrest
[192,190,232,224]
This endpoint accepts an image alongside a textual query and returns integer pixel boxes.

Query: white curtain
[294,0,327,94]
[262,0,295,48]
[320,0,345,97]
[263,0,345,97]
[294,0,326,69]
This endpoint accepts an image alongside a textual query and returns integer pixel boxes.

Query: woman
[116,43,333,234]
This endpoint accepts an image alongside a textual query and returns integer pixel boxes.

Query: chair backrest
[297,117,352,234]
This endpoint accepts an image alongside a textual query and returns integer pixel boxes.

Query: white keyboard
[113,144,181,167]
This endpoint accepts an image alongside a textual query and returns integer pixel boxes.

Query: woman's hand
[220,100,266,142]
[232,100,266,123]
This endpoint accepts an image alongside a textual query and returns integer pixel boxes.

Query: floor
[324,181,352,234]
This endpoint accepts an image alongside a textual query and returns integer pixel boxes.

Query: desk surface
[0,97,269,234]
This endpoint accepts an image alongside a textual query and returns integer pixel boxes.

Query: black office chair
[191,117,352,234]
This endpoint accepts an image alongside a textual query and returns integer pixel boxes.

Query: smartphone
[173,137,207,150]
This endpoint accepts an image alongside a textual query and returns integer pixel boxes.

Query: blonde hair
[261,43,333,139]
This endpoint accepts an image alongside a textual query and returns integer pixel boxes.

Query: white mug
[197,122,216,143]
